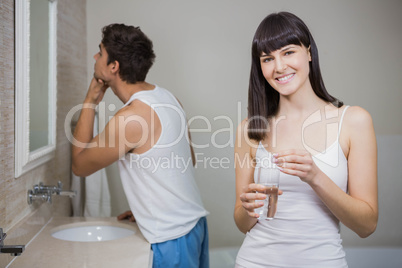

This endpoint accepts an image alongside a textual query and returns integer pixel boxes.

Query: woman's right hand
[239,183,268,218]
[240,183,283,218]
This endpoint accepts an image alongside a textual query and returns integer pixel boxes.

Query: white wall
[86,0,402,248]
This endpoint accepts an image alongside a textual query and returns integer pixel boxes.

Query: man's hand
[117,210,136,222]
[85,77,109,105]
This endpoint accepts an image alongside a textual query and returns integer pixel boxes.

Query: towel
[71,173,85,216]
[84,168,111,217]
[83,111,111,217]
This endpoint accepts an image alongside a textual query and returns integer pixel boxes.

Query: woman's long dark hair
[247,12,343,141]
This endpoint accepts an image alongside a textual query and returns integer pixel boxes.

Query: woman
[234,12,377,267]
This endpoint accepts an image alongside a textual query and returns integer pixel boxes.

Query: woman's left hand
[273,149,321,184]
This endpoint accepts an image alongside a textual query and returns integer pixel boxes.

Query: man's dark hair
[101,24,156,84]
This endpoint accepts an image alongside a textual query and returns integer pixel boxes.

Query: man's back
[117,85,208,244]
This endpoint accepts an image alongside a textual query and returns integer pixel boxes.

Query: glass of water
[255,157,280,221]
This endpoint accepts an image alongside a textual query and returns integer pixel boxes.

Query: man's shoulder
[117,99,152,117]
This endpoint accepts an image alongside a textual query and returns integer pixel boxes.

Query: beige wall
[0,0,86,266]
[86,0,402,248]
[0,0,15,230]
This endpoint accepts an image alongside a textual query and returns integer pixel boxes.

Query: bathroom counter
[8,217,150,267]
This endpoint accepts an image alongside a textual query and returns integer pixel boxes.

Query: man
[72,24,209,268]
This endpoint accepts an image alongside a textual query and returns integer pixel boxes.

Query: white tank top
[236,106,350,268]
[118,85,208,244]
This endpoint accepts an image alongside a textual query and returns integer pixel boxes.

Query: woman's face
[260,44,311,96]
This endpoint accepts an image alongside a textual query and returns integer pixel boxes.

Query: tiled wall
[0,0,15,230]
[0,0,87,265]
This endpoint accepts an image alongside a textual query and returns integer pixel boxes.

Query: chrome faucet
[27,189,52,204]
[28,181,77,204]
[35,181,77,196]
[0,228,25,256]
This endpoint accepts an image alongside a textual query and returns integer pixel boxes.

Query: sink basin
[51,222,136,242]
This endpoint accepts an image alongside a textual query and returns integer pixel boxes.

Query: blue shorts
[151,217,209,268]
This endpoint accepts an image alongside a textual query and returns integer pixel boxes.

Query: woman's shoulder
[337,106,374,158]
[341,106,375,148]
[343,105,373,128]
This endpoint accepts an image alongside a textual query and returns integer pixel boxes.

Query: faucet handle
[27,189,52,204]
[33,184,40,194]
[56,181,63,194]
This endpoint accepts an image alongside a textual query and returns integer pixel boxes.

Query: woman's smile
[275,73,295,84]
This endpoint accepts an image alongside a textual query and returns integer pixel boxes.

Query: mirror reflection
[29,0,50,152]
[15,0,57,177]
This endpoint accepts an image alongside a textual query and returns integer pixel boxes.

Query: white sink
[51,223,136,242]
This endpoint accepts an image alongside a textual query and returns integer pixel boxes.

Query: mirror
[15,0,57,177]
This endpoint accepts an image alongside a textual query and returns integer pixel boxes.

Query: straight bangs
[252,15,309,58]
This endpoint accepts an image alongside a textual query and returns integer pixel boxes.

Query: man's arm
[174,97,196,166]
[188,127,196,166]
[72,77,113,176]
[71,78,147,177]
[72,78,107,156]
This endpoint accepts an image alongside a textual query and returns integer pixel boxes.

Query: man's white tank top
[118,85,208,244]
[236,106,350,268]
